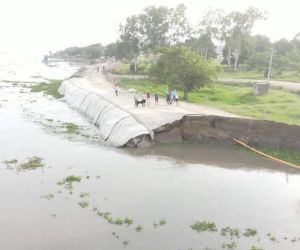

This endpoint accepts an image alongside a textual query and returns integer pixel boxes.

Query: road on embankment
[68,65,239,132]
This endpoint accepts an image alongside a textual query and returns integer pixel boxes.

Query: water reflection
[123,143,299,175]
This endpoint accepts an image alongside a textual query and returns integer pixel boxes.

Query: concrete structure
[253,82,269,95]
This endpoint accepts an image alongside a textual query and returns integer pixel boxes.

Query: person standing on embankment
[115,85,118,96]
[154,92,159,105]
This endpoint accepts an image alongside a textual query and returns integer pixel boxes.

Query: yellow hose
[234,139,300,170]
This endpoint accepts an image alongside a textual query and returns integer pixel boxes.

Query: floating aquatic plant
[191,221,217,233]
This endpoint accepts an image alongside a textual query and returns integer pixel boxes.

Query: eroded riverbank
[59,66,300,156]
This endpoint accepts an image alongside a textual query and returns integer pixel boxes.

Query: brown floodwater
[1,82,300,250]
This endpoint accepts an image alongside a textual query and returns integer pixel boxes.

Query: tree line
[104,4,300,74]
[53,4,300,100]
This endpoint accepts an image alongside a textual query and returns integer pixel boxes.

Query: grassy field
[120,78,300,125]
[110,62,300,83]
[220,70,300,83]
[111,63,132,75]
[30,79,63,99]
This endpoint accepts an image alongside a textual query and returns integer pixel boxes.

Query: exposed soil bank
[155,115,300,150]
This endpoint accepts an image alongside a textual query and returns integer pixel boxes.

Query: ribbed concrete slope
[58,80,150,147]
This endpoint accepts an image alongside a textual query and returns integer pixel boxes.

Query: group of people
[133,88,179,107]
[134,90,157,106]
[165,88,179,106]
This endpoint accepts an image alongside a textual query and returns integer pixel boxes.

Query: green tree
[185,35,217,59]
[274,39,294,56]
[244,35,271,73]
[169,4,192,44]
[221,7,266,71]
[252,35,272,52]
[139,6,171,52]
[104,43,118,58]
[149,46,219,100]
[84,44,104,59]
[62,44,104,59]
[118,15,141,59]
[117,4,191,55]
[193,8,222,59]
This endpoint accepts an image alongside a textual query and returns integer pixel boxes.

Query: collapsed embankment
[154,115,300,150]
[58,67,300,150]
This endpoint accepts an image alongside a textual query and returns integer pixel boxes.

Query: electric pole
[267,47,275,81]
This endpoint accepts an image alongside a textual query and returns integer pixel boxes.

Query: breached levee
[58,80,150,147]
[57,65,300,151]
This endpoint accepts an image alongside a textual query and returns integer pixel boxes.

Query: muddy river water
[0,54,300,250]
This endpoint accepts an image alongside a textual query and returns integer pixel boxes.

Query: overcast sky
[0,0,299,55]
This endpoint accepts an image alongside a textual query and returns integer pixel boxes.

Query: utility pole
[267,47,275,81]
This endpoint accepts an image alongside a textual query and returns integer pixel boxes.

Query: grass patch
[4,159,18,164]
[120,78,300,125]
[18,156,45,171]
[80,192,89,198]
[3,159,18,169]
[191,221,218,233]
[258,147,300,165]
[3,157,45,171]
[124,217,134,226]
[220,70,300,83]
[78,201,89,208]
[30,79,63,99]
[135,225,143,232]
[111,63,131,75]
[221,227,241,239]
[122,240,129,247]
[114,218,124,225]
[41,194,54,200]
[96,211,134,227]
[63,122,80,134]
[65,175,81,182]
[238,144,300,166]
[57,175,81,190]
[159,218,167,226]
[221,241,237,249]
[243,228,258,237]
[153,218,167,228]
[250,247,265,250]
